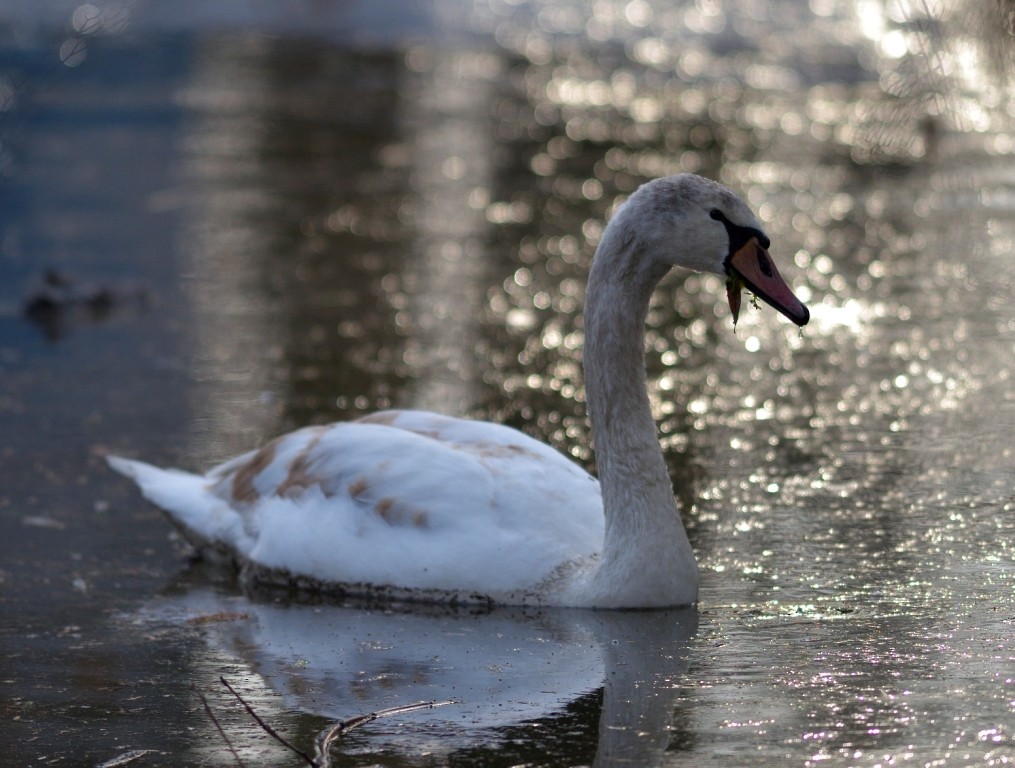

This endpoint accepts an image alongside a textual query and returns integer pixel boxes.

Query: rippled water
[1,1,1012,766]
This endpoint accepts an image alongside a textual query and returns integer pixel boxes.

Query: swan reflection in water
[137,583,697,765]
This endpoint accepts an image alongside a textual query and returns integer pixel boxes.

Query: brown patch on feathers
[356,411,401,426]
[230,427,332,503]
[374,496,428,528]
[374,497,396,522]
[347,476,369,498]
[230,437,282,503]
[275,427,329,498]
[276,453,318,498]
[357,411,442,440]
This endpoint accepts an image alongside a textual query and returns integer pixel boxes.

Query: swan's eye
[710,208,771,250]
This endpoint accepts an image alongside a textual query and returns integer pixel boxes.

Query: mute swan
[108,174,809,609]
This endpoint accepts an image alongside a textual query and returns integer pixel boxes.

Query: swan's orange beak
[726,238,809,327]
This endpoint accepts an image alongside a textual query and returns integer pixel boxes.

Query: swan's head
[612,174,809,326]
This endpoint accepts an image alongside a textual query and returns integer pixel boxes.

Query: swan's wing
[111,410,603,599]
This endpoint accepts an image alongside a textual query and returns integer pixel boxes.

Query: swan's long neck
[579,224,698,607]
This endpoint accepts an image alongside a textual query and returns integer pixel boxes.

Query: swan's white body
[109,412,609,605]
[109,174,808,608]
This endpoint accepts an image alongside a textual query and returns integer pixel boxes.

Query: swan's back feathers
[108,410,604,602]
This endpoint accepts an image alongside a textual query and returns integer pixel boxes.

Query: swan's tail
[106,455,251,556]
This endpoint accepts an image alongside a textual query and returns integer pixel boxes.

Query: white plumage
[109,174,809,608]
[109,411,602,604]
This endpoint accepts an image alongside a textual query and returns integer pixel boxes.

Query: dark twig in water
[313,700,455,768]
[195,683,248,768]
[218,676,316,767]
[212,675,454,767]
